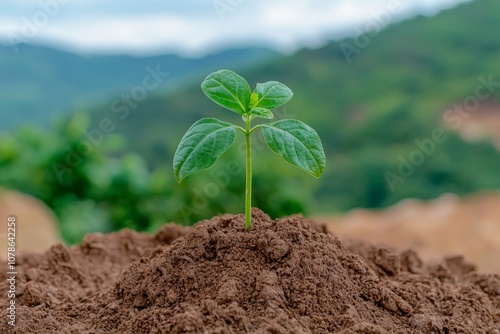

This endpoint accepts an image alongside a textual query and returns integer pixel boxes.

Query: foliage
[0,44,278,130]
[0,112,314,243]
[87,0,500,213]
[2,0,500,241]
[174,70,325,227]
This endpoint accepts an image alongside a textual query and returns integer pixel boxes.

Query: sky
[0,0,470,57]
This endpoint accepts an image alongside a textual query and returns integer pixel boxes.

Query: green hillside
[2,0,500,243]
[0,44,278,130]
[87,0,500,212]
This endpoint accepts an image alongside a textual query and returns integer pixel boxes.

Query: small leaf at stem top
[253,81,293,109]
[201,70,251,115]
[249,107,274,120]
[174,118,236,182]
[261,119,326,178]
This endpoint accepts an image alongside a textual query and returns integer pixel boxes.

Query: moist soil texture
[1,209,499,333]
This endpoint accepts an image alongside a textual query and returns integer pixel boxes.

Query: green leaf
[201,70,251,115]
[249,107,274,120]
[174,118,236,182]
[253,81,293,109]
[261,119,326,178]
[250,92,259,108]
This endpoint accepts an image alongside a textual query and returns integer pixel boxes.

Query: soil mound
[1,210,498,333]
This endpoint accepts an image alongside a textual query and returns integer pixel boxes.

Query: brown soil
[322,192,500,274]
[1,209,498,333]
[0,189,61,260]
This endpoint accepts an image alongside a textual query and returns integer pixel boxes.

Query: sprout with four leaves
[174,70,326,229]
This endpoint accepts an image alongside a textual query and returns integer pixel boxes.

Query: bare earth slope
[0,189,60,261]
[323,192,500,274]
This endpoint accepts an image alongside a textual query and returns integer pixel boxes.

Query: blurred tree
[0,113,315,243]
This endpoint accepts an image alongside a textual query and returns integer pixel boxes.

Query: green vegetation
[87,0,500,212]
[1,0,500,243]
[174,70,325,228]
[0,111,311,242]
[0,113,172,243]
[0,44,278,130]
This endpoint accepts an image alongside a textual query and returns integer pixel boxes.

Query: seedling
[174,70,326,228]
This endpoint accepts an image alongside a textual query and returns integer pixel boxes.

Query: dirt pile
[322,192,500,273]
[0,189,61,259]
[1,209,498,333]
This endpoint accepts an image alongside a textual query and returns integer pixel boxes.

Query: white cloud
[0,0,470,56]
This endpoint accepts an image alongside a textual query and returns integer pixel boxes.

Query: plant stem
[245,116,252,229]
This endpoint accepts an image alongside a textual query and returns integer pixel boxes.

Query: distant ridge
[87,0,500,211]
[0,43,278,130]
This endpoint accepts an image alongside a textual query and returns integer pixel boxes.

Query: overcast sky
[0,0,469,56]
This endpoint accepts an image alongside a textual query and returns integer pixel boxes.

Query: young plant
[173,70,326,228]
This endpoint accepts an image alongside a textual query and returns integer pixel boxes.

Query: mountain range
[86,0,500,211]
[3,0,500,214]
[0,44,278,130]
